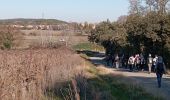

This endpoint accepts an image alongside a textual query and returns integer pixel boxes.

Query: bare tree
[129,0,140,14]
[146,0,156,12]
[155,0,170,14]
[129,0,145,14]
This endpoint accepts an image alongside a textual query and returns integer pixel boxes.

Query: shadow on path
[104,68,170,100]
[77,50,108,66]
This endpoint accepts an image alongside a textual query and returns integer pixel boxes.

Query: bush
[3,40,12,49]
[0,26,23,49]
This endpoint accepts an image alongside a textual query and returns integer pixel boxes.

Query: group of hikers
[106,53,167,88]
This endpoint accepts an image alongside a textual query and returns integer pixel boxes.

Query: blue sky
[0,0,129,23]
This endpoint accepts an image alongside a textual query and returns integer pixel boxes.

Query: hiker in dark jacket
[106,54,112,66]
[155,56,166,88]
[140,53,145,71]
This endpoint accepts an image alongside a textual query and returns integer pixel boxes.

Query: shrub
[0,26,23,49]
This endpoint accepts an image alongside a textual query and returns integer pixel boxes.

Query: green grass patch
[80,54,89,60]
[86,75,163,100]
[87,65,98,75]
[44,91,63,100]
[73,43,104,52]
[86,66,164,100]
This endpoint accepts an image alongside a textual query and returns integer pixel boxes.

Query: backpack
[153,58,158,65]
[156,63,164,74]
[136,56,140,64]
[129,57,133,64]
[148,57,153,64]
[115,56,119,62]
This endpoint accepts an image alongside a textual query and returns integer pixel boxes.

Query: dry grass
[0,47,84,100]
[17,35,88,49]
[14,29,88,49]
[21,30,63,36]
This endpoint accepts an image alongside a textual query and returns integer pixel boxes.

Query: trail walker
[153,55,158,72]
[140,53,145,71]
[128,55,135,72]
[134,54,140,71]
[115,54,120,69]
[147,54,153,74]
[105,54,112,67]
[155,56,166,88]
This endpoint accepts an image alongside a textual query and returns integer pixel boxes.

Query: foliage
[125,10,170,67]
[89,20,127,56]
[88,0,170,68]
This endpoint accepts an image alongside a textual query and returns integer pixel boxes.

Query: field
[0,47,84,100]
[17,30,88,49]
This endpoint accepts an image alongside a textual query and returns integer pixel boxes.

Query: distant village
[9,22,96,31]
[10,24,70,30]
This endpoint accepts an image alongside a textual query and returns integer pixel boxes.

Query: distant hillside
[0,18,68,25]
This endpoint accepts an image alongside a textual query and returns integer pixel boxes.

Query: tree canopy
[88,0,170,68]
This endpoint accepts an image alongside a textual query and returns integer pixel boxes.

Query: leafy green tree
[89,21,127,55]
[88,0,170,69]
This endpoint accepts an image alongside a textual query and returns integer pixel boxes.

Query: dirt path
[89,55,170,100]
[111,68,170,100]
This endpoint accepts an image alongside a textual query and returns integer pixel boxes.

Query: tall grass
[0,47,83,100]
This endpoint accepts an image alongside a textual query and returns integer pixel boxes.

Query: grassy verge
[84,62,163,100]
[44,47,163,100]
